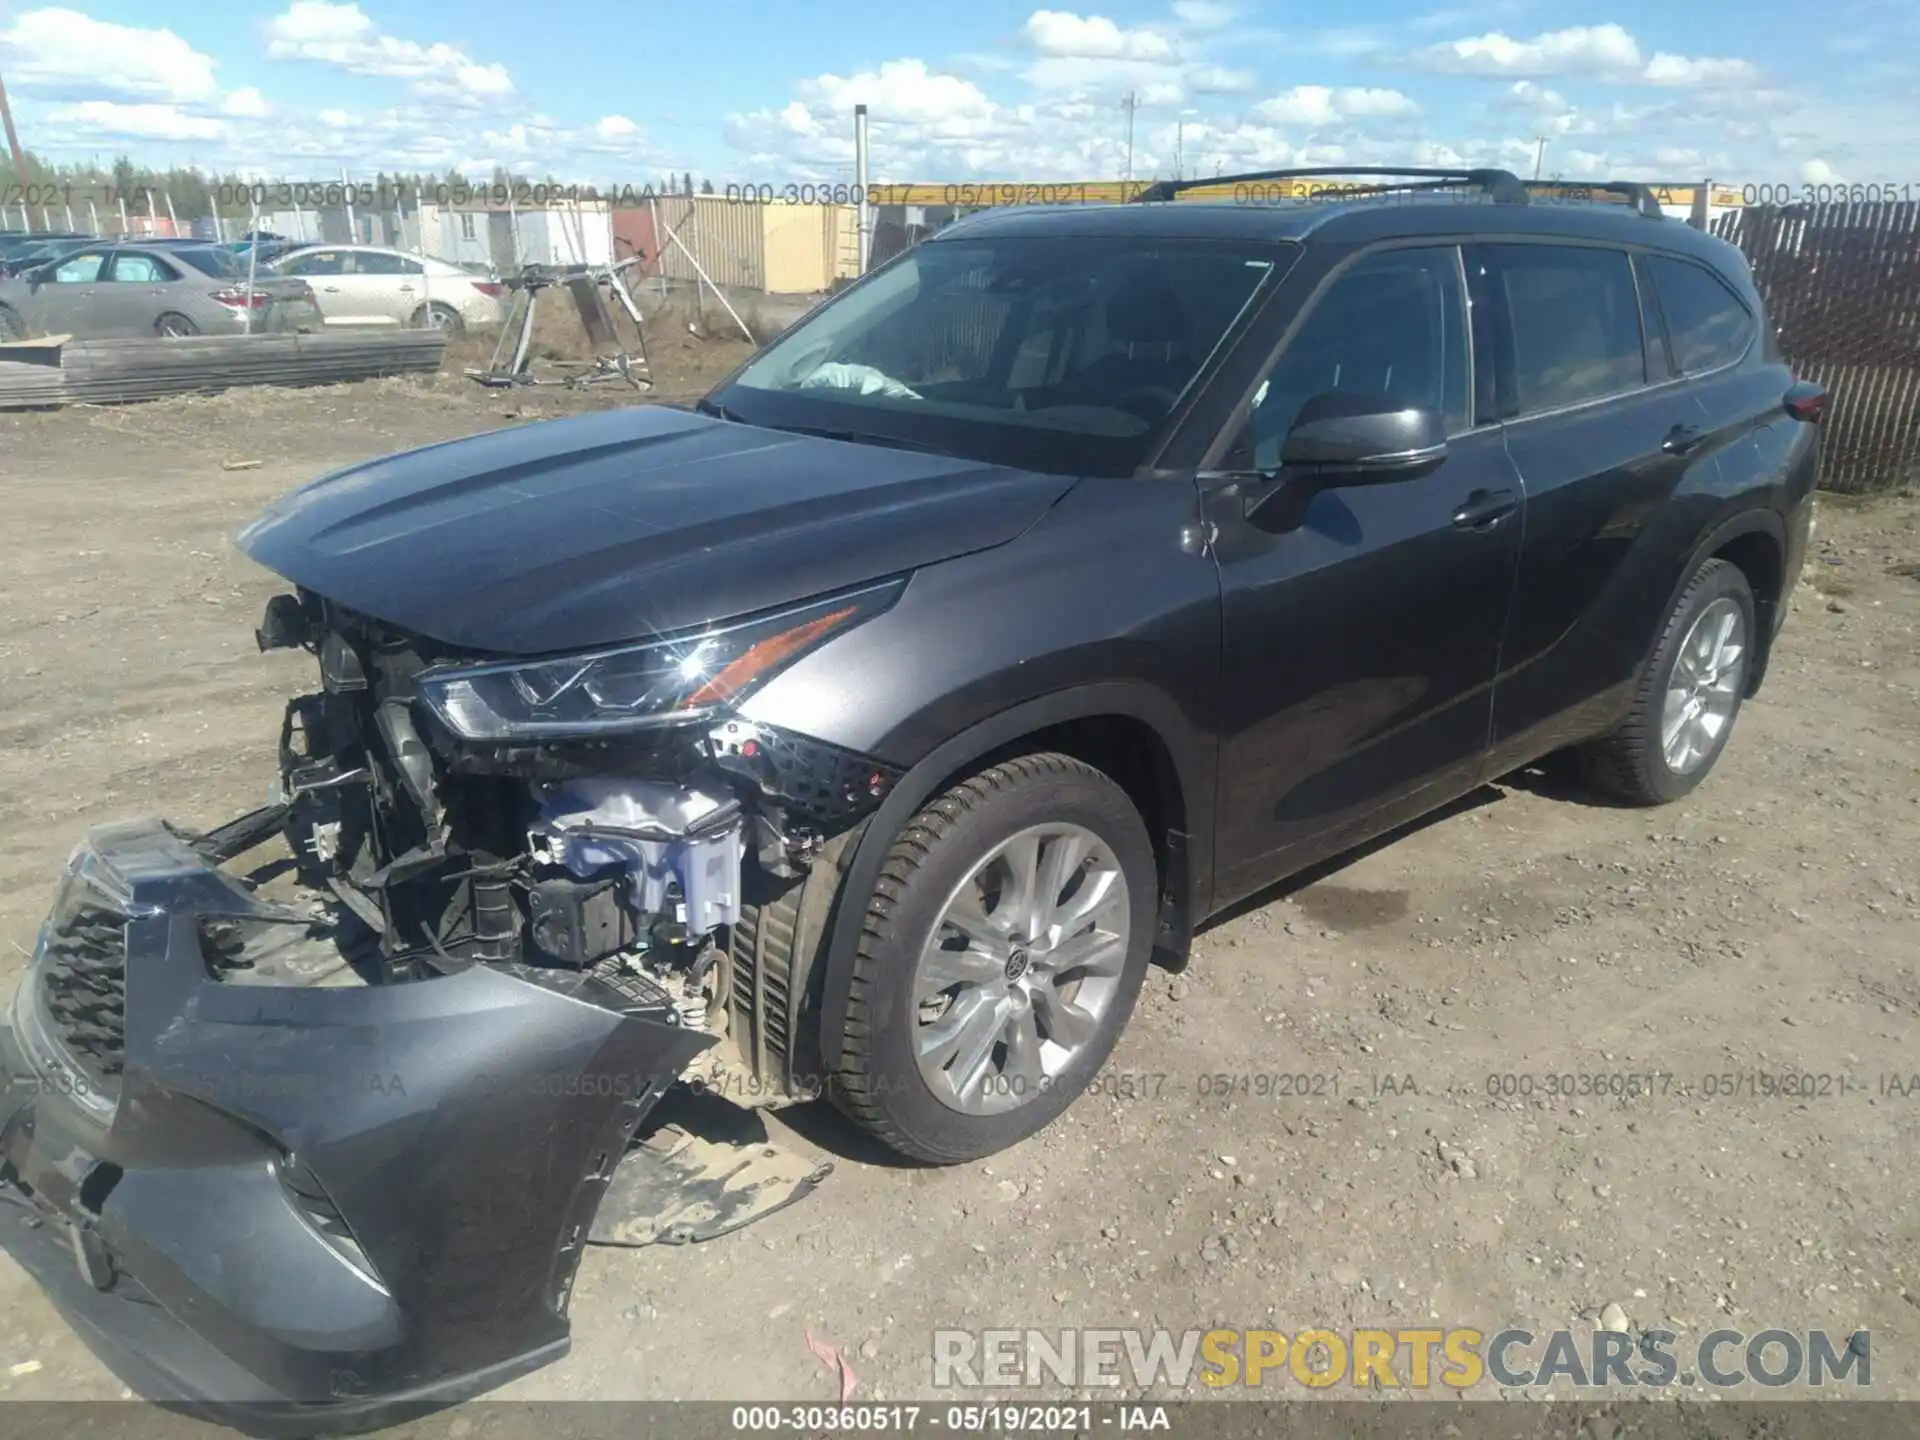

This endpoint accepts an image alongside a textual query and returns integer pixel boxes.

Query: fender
[813,682,1217,1058]
[1668,505,1788,694]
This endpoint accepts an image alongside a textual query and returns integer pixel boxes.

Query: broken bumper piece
[0,817,713,1433]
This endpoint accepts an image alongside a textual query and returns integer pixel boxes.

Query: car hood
[236,404,1078,654]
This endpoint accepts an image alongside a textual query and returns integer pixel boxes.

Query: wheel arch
[812,682,1214,1064]
[1680,509,1786,696]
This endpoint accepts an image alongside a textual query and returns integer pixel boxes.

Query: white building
[241,200,615,272]
[418,202,616,271]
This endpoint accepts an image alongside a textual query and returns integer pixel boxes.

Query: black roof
[931,191,1744,271]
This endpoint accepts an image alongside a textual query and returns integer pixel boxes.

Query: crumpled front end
[0,582,905,1426]
[0,818,711,1427]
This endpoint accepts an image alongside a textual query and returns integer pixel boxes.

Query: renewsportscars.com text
[932,1327,1871,1391]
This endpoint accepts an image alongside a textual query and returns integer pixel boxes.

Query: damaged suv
[2,167,1824,1422]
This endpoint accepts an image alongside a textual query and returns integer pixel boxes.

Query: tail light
[472,281,505,297]
[1784,380,1828,424]
[210,288,271,310]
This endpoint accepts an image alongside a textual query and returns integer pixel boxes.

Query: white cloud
[1641,53,1759,88]
[1255,85,1420,125]
[594,114,641,140]
[1024,11,1175,61]
[1412,23,1761,89]
[1171,0,1235,29]
[1186,65,1256,94]
[1024,55,1180,94]
[43,100,223,141]
[797,59,999,133]
[222,87,271,118]
[723,58,1008,176]
[1416,23,1643,75]
[1504,79,1568,113]
[264,1,513,101]
[0,7,218,102]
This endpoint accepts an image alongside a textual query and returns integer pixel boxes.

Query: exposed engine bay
[251,587,902,1090]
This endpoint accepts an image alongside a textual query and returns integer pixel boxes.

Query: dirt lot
[1,372,1917,1427]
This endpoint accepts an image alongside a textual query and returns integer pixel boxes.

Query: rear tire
[155,312,198,337]
[413,302,464,336]
[826,753,1157,1164]
[0,304,24,341]
[1578,557,1756,805]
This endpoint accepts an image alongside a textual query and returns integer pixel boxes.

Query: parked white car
[267,245,506,334]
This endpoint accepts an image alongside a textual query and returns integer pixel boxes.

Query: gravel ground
[1,378,1916,1432]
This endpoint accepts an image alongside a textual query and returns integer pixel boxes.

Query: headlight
[415,579,905,741]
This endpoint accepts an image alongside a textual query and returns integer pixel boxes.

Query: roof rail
[1130,165,1531,205]
[1521,179,1666,219]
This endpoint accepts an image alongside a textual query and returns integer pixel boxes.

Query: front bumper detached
[0,818,712,1430]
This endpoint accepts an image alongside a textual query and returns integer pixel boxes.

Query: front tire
[828,753,1157,1163]
[0,303,23,341]
[1579,557,1755,805]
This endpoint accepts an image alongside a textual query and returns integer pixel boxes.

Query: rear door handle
[1451,488,1519,530]
[1663,423,1707,455]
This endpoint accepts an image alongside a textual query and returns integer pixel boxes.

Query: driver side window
[1234,246,1471,470]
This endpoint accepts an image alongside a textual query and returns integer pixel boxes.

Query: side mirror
[1239,391,1449,530]
[1279,390,1448,476]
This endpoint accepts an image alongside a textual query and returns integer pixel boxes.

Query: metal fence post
[854,103,872,275]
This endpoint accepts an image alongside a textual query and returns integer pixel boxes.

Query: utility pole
[853,103,871,274]
[1174,119,1184,181]
[1121,90,1139,184]
[0,65,32,225]
[1532,136,1548,180]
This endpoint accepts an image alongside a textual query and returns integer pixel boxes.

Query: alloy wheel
[911,823,1131,1116]
[1661,597,1746,775]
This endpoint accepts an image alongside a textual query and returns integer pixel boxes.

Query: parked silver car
[268,245,507,334]
[0,244,323,340]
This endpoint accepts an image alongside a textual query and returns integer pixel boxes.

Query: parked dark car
[0,167,1824,1424]
[0,232,96,281]
[226,236,305,266]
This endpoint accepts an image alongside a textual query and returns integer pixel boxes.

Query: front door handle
[1663,423,1707,455]
[1451,488,1519,530]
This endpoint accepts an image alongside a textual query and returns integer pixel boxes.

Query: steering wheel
[1112,384,1180,422]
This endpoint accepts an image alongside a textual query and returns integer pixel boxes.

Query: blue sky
[0,0,1913,184]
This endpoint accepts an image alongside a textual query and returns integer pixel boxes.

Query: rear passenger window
[1493,245,1645,415]
[1646,255,1754,373]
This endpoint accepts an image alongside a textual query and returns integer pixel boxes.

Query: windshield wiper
[758,421,947,455]
[695,398,947,455]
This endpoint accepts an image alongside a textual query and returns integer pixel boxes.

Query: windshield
[711,235,1288,476]
[177,248,247,278]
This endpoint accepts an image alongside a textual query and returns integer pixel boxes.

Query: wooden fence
[1712,202,1920,494]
